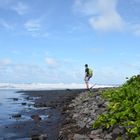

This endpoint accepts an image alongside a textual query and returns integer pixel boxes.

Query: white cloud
[122,62,140,71]
[0,59,12,65]
[0,59,83,83]
[0,1,29,15]
[45,56,59,68]
[11,2,29,15]
[74,0,124,31]
[67,24,84,34]
[87,46,105,54]
[131,24,140,36]
[94,63,140,84]
[89,12,123,31]
[24,19,41,32]
[0,62,51,83]
[0,58,124,84]
[0,19,14,30]
[24,19,50,37]
[94,66,126,84]
[42,32,50,37]
[74,0,98,15]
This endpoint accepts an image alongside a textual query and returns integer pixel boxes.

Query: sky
[0,0,140,85]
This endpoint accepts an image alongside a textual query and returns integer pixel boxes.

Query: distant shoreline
[0,83,118,90]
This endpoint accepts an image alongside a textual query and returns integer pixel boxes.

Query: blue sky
[0,0,140,84]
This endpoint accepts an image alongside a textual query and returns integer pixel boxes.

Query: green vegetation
[88,90,93,97]
[93,75,140,139]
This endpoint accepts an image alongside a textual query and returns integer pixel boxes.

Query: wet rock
[82,108,90,115]
[94,138,104,140]
[73,113,79,119]
[31,115,42,121]
[21,102,27,105]
[97,101,105,107]
[73,134,90,140]
[66,89,71,91]
[91,129,102,135]
[88,120,95,128]
[31,134,47,140]
[14,125,21,129]
[89,134,101,139]
[112,127,125,136]
[13,98,18,101]
[104,133,112,139]
[95,108,106,115]
[82,99,89,103]
[26,96,33,100]
[96,96,102,100]
[62,118,75,125]
[12,114,21,118]
[34,103,47,108]
[77,120,86,128]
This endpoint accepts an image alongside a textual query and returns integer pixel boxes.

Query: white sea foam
[0,83,117,90]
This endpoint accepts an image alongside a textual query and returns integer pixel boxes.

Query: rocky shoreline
[0,89,86,140]
[0,88,127,139]
[59,88,126,140]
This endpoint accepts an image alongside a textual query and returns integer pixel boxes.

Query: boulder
[73,134,90,140]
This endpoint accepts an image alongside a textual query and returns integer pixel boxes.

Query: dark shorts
[85,76,92,83]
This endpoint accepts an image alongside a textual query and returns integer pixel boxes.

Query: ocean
[0,89,24,125]
[0,89,62,139]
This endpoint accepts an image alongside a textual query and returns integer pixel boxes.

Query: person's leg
[85,77,89,89]
[88,76,92,88]
[86,81,89,89]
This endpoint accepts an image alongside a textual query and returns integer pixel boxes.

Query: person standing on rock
[84,64,93,89]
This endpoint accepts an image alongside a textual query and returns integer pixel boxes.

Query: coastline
[58,87,122,140]
[0,87,120,140]
[0,89,85,140]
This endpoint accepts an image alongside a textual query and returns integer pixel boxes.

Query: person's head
[85,64,88,68]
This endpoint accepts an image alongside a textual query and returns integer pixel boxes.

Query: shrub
[93,75,140,139]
